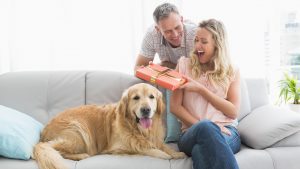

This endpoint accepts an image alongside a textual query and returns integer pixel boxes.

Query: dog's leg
[142,149,172,159]
[159,144,186,159]
[62,153,90,161]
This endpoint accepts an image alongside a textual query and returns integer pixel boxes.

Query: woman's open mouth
[194,50,204,57]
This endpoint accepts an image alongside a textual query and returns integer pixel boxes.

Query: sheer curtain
[0,0,161,75]
[0,0,268,77]
[1,0,299,80]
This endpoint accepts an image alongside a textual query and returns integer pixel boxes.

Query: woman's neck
[200,62,214,73]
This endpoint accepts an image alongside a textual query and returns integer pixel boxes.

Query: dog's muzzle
[136,106,152,129]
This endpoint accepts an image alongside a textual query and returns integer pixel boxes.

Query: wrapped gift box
[135,63,187,91]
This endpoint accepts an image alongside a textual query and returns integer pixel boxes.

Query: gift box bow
[135,62,187,90]
[146,64,186,84]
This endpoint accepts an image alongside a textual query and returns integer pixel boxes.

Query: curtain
[1,0,299,79]
[0,0,167,75]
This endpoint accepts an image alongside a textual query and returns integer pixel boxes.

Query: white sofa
[1,71,300,169]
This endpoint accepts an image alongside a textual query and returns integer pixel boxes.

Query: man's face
[156,12,184,47]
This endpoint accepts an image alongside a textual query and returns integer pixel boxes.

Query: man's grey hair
[153,3,179,24]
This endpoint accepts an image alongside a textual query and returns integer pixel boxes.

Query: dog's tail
[33,140,68,169]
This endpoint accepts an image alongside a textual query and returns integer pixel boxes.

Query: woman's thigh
[178,121,241,156]
[178,120,220,156]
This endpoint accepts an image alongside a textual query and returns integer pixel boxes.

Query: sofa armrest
[238,104,300,149]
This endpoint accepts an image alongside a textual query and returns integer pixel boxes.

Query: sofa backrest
[85,71,142,105]
[0,71,269,124]
[0,71,86,124]
[238,78,269,121]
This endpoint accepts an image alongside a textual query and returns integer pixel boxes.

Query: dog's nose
[140,107,151,116]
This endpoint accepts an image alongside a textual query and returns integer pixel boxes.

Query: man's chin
[169,41,181,48]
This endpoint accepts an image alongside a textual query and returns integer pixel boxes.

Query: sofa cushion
[0,158,76,169]
[164,90,182,143]
[76,155,170,169]
[272,131,300,147]
[0,105,43,160]
[238,105,300,149]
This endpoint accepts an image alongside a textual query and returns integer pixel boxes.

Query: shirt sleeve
[139,28,156,59]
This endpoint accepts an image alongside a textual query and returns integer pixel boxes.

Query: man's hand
[160,61,176,69]
[134,55,153,72]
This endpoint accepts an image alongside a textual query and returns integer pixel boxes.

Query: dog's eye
[133,95,140,100]
[149,94,155,99]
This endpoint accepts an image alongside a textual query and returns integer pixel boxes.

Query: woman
[170,19,241,169]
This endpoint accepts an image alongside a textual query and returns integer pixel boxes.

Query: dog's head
[117,83,164,129]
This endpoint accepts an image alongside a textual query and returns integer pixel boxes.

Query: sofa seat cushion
[76,155,170,169]
[0,157,76,169]
[266,147,300,169]
[238,105,300,149]
[235,145,274,169]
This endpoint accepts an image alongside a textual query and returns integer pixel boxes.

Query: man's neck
[168,42,180,48]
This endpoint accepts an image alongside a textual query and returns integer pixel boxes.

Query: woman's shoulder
[230,65,240,84]
[233,65,240,77]
[178,56,191,64]
[177,56,191,74]
[178,56,191,68]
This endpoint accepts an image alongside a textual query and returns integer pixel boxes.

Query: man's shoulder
[183,20,197,29]
[145,24,161,36]
[183,20,197,38]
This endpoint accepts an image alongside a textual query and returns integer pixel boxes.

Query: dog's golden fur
[33,83,185,169]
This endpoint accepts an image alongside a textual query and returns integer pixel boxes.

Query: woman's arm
[181,70,241,120]
[170,88,199,128]
[205,70,240,119]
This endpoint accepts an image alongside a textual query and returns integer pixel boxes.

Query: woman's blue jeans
[178,120,241,169]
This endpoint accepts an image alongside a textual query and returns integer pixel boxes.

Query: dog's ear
[117,89,129,118]
[156,90,165,116]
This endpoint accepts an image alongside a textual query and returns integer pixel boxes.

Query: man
[134,2,197,71]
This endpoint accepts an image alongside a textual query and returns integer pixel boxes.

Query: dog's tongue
[140,118,152,129]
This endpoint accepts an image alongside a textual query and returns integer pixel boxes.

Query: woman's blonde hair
[190,19,234,91]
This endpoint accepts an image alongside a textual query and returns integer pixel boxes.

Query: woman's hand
[180,76,204,93]
[216,124,232,136]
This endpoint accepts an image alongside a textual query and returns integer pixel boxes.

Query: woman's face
[194,28,216,64]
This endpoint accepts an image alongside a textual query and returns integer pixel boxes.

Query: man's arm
[134,54,153,72]
[134,55,177,73]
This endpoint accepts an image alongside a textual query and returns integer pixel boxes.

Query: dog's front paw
[171,152,186,159]
[146,149,172,160]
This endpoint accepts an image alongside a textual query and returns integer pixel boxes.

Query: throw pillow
[238,105,300,149]
[164,90,182,143]
[0,105,44,160]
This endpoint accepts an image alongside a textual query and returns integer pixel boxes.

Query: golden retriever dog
[33,83,185,169]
